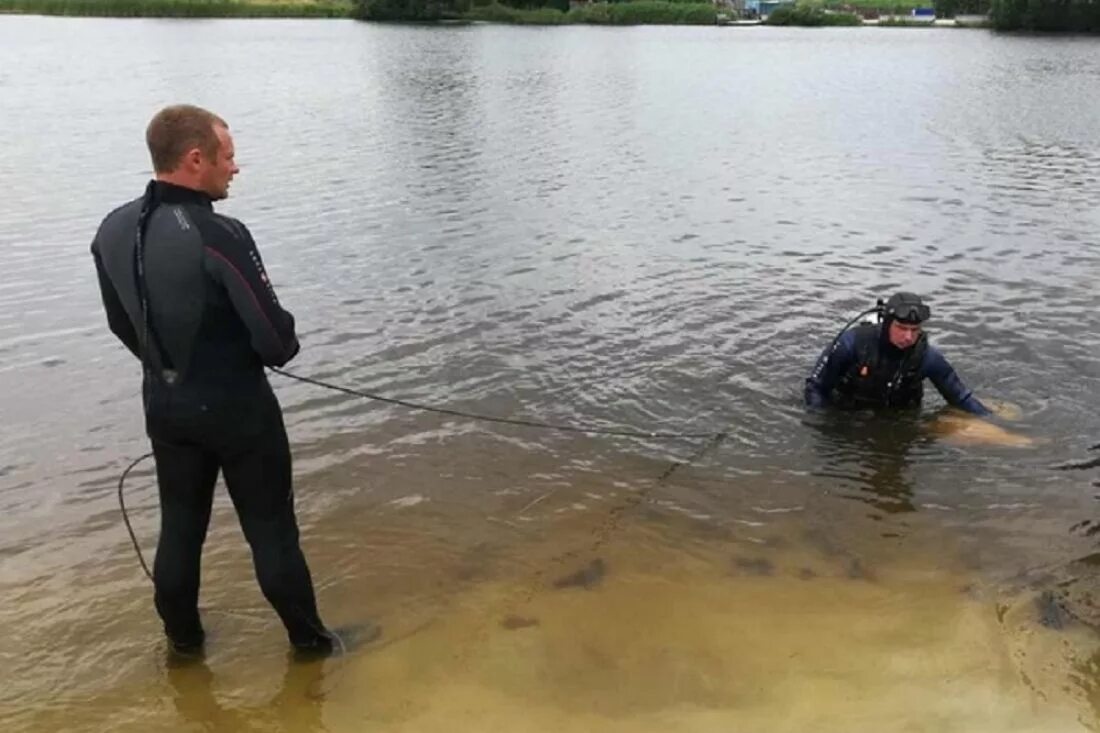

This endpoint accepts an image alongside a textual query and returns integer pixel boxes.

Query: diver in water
[804,292,991,417]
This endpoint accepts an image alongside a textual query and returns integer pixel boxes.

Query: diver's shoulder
[920,342,949,368]
[203,210,254,243]
[97,197,142,228]
[92,197,143,253]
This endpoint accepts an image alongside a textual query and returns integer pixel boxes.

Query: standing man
[804,292,991,416]
[91,105,337,656]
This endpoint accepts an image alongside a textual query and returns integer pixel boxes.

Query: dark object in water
[1036,591,1071,630]
[1073,552,1100,566]
[501,615,540,630]
[553,558,606,590]
[1053,455,1100,471]
[1070,519,1100,539]
[733,557,774,577]
[846,558,875,581]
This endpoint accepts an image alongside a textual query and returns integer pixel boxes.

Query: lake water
[2,16,1100,732]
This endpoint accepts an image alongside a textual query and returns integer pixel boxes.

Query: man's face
[197,125,238,200]
[888,320,922,350]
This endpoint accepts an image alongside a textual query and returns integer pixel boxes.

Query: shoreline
[0,2,992,24]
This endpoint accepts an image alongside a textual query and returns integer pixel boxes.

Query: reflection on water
[166,656,327,733]
[808,411,927,515]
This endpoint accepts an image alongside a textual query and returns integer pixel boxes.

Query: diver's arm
[804,331,857,409]
[201,216,300,368]
[91,246,141,359]
[923,347,992,417]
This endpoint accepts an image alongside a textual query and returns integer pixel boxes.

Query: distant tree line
[988,0,1099,29]
[352,0,712,20]
[352,0,1097,28]
[353,0,468,19]
[931,0,989,16]
[352,0,566,19]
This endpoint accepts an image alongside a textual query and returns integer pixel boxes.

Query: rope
[270,367,717,440]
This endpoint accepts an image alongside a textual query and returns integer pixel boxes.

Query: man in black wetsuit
[804,292,991,417]
[91,105,337,656]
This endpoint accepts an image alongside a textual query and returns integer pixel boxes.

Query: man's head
[146,104,238,200]
[883,292,930,350]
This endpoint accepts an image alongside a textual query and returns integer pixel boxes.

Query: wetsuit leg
[220,402,330,650]
[150,437,219,647]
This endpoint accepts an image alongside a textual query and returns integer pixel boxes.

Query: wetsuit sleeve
[91,242,141,359]
[923,346,991,417]
[202,218,300,368]
[804,330,857,409]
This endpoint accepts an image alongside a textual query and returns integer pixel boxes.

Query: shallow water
[2,17,1100,732]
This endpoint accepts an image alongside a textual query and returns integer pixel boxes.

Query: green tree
[353,0,469,20]
[990,0,1100,29]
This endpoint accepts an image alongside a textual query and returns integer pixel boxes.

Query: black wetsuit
[804,322,990,416]
[91,180,331,651]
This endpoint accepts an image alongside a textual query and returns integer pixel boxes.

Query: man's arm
[91,243,141,359]
[805,330,857,409]
[923,346,991,417]
[201,217,300,368]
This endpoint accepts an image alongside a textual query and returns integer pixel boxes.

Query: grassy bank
[819,0,991,21]
[764,3,861,24]
[819,0,912,13]
[0,0,351,16]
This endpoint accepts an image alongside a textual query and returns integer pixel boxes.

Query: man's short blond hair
[146,104,228,174]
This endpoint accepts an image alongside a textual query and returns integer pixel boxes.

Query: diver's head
[882,292,930,350]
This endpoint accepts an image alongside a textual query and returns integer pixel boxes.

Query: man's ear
[182,147,203,170]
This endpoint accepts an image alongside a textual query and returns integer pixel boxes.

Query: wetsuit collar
[149,180,214,209]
